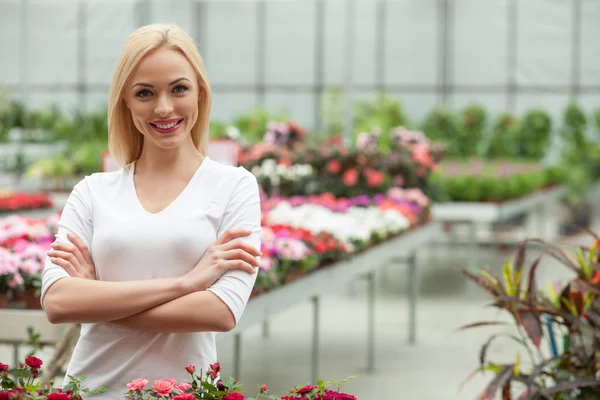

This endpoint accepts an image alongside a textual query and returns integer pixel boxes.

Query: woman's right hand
[181,229,261,293]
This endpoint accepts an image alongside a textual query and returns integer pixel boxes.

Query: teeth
[154,120,180,129]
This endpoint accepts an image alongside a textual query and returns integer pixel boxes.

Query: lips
[149,118,184,134]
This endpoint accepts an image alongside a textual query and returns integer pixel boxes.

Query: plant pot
[23,287,41,310]
[0,293,7,308]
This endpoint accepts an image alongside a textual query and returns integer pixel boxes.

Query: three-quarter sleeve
[206,169,262,325]
[40,177,94,308]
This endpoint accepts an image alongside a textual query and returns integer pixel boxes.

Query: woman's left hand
[48,233,97,280]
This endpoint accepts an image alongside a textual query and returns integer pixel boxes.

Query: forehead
[129,47,196,83]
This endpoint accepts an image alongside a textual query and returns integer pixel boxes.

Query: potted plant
[458,233,600,398]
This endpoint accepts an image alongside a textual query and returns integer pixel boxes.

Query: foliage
[352,91,409,151]
[517,110,553,160]
[231,107,290,145]
[0,358,358,400]
[557,102,600,202]
[431,160,565,202]
[458,233,600,399]
[483,113,521,159]
[421,105,463,158]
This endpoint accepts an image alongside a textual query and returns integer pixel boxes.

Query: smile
[149,118,184,134]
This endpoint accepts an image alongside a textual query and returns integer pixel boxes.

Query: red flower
[342,169,358,187]
[364,168,384,187]
[209,362,221,373]
[326,160,342,174]
[185,365,195,374]
[592,271,600,285]
[25,356,43,369]
[260,384,267,393]
[295,385,317,395]
[172,395,195,400]
[315,241,328,253]
[47,393,72,400]
[223,393,245,400]
[0,362,8,372]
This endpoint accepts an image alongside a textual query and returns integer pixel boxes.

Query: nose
[154,95,174,117]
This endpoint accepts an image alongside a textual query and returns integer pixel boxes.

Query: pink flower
[223,393,245,400]
[172,395,195,400]
[273,237,311,261]
[209,362,221,373]
[153,379,177,397]
[178,383,192,393]
[260,384,267,393]
[185,365,195,374]
[259,255,274,271]
[127,378,148,391]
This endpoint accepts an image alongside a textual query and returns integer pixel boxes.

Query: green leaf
[2,378,16,389]
[93,387,108,394]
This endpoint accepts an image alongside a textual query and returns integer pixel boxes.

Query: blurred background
[1,1,600,399]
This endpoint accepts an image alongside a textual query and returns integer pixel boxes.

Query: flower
[326,160,342,174]
[24,356,42,369]
[127,378,148,391]
[46,393,71,400]
[178,382,192,393]
[185,365,195,374]
[295,385,318,395]
[153,379,177,397]
[209,362,221,373]
[260,383,267,393]
[172,394,195,400]
[223,393,245,400]
[0,363,7,372]
[342,169,358,187]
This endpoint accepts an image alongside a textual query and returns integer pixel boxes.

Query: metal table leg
[407,251,418,345]
[468,221,477,268]
[262,319,270,339]
[366,271,376,373]
[233,333,241,380]
[536,205,546,239]
[311,296,320,384]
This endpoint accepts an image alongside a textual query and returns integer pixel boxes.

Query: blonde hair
[107,23,211,166]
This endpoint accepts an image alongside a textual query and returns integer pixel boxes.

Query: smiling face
[124,47,200,151]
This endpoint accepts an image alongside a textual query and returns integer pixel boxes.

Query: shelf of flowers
[0,191,53,214]
[431,160,567,223]
[0,185,432,312]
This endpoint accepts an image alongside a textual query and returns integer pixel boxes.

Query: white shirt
[40,156,261,398]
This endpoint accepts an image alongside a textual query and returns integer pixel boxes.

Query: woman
[41,24,262,398]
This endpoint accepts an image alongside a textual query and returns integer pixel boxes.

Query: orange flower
[343,169,358,187]
[327,160,342,174]
[592,271,600,285]
[364,168,384,187]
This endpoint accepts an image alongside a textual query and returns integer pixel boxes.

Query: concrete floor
[1,196,597,399]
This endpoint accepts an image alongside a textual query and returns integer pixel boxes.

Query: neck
[135,137,204,175]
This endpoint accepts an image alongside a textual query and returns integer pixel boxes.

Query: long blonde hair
[107,24,211,166]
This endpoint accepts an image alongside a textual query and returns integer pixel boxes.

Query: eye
[173,85,189,93]
[135,89,152,98]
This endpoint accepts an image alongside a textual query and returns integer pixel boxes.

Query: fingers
[49,241,86,270]
[215,229,253,246]
[221,259,256,275]
[67,233,92,265]
[49,257,80,278]
[220,248,260,268]
[220,239,262,258]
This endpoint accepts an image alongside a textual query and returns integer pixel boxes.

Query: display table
[0,222,441,384]
[431,185,567,267]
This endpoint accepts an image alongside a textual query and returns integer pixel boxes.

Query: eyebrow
[131,77,191,89]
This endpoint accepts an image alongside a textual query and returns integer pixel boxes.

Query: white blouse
[40,156,261,398]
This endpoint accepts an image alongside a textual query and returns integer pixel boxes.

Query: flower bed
[430,160,565,203]
[0,214,58,308]
[0,192,53,214]
[238,126,443,200]
[0,357,358,399]
[0,186,429,307]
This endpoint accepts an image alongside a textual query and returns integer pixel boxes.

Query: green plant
[484,113,521,159]
[518,109,552,160]
[421,105,463,158]
[353,91,408,151]
[459,234,600,399]
[459,104,487,157]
